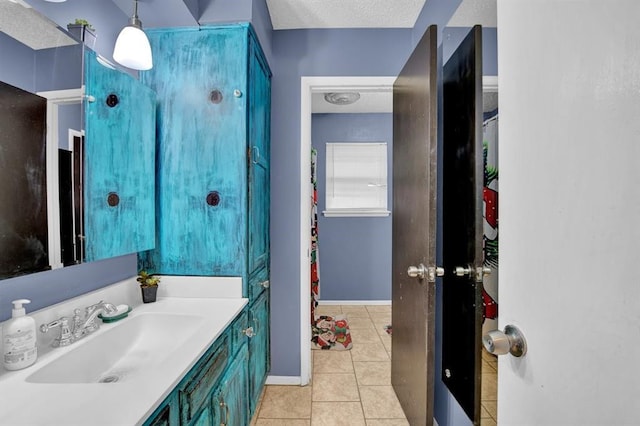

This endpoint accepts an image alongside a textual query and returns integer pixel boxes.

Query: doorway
[298,75,499,425]
[299,77,395,385]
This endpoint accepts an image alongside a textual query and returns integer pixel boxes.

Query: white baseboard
[318,300,391,306]
[265,375,303,385]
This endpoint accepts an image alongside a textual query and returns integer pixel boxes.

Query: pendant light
[113,0,153,70]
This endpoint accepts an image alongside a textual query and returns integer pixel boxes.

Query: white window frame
[323,142,390,217]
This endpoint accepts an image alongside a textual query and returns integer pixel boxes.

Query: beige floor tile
[482,359,496,373]
[312,373,360,401]
[251,398,263,425]
[348,317,377,330]
[353,361,391,386]
[359,386,406,419]
[480,404,491,418]
[311,402,366,426]
[313,350,354,374]
[256,420,311,426]
[316,305,343,316]
[483,401,497,420]
[365,305,391,314]
[480,418,497,426]
[369,314,392,328]
[350,328,383,344]
[259,385,312,419]
[379,333,392,354]
[351,342,390,362]
[341,305,371,317]
[366,420,410,426]
[481,372,498,401]
[375,323,392,336]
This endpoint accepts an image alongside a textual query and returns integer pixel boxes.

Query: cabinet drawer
[248,266,269,301]
[179,335,229,424]
[229,309,249,356]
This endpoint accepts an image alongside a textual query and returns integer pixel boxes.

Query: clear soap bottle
[3,299,38,370]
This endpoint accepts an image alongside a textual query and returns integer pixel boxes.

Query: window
[324,142,390,217]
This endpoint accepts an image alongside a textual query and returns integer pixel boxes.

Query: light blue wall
[0,32,35,92]
[250,0,273,63]
[0,255,137,321]
[26,0,127,65]
[270,27,412,377]
[311,113,392,301]
[34,44,83,92]
[199,0,252,24]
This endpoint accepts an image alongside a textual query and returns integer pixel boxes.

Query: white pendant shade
[113,25,153,70]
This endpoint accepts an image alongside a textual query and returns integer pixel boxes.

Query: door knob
[407,264,427,279]
[408,265,444,281]
[482,324,527,357]
[454,266,472,276]
[454,265,492,281]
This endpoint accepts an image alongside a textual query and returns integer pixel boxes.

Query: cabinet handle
[242,326,255,338]
[251,146,261,164]
[219,399,229,426]
[257,280,270,289]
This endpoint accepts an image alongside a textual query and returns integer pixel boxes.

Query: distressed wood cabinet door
[84,50,155,262]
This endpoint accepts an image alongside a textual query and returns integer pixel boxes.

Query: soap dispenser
[3,299,37,370]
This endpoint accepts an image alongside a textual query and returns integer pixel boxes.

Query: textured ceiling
[0,0,76,50]
[266,0,427,30]
[447,0,497,28]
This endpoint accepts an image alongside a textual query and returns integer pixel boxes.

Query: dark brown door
[442,25,484,424]
[391,25,438,426]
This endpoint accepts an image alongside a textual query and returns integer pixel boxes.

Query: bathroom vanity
[0,278,261,425]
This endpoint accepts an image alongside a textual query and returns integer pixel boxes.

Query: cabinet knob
[257,280,270,289]
[206,191,221,206]
[242,326,255,338]
[107,192,120,207]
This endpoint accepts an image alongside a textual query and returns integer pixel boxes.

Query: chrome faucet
[81,301,117,334]
[40,300,117,347]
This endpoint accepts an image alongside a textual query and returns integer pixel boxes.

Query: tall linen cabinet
[140,24,271,418]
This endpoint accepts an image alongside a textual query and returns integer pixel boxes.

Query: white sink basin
[27,313,205,384]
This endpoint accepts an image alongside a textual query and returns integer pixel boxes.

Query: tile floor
[251,304,498,426]
[481,349,498,425]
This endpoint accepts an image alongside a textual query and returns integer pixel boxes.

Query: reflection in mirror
[0,0,83,279]
[0,81,49,278]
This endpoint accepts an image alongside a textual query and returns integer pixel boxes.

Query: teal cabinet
[144,311,254,426]
[145,396,178,426]
[213,344,249,426]
[84,50,156,262]
[140,24,271,286]
[179,336,229,424]
[140,23,271,426]
[248,290,270,416]
[248,36,271,278]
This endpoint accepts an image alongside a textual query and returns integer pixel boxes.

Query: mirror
[0,0,83,279]
[0,0,156,280]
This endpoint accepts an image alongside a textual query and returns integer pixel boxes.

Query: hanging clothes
[310,149,320,323]
[482,113,499,335]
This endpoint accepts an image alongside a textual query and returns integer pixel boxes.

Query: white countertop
[0,277,247,426]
